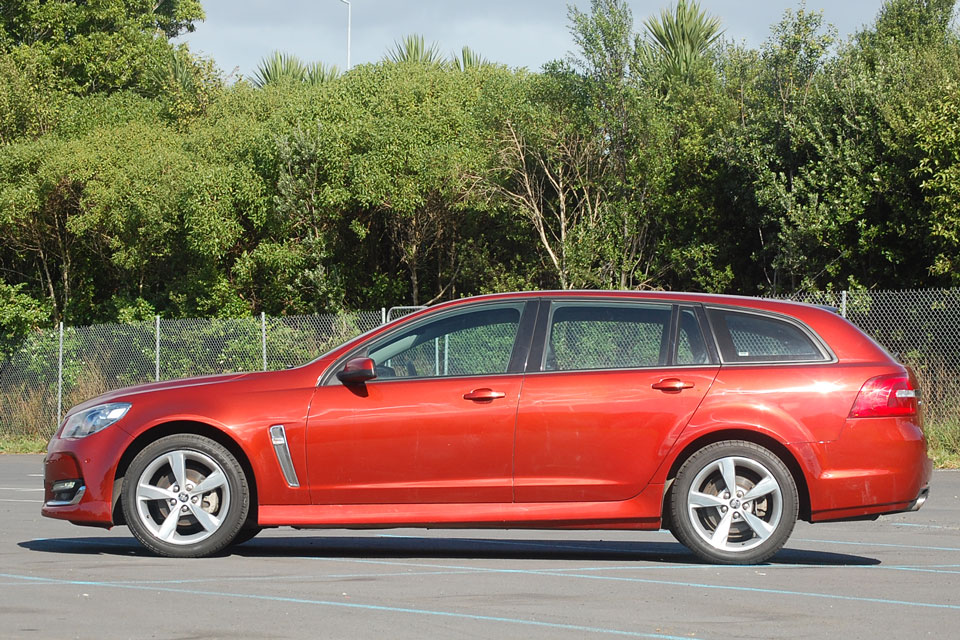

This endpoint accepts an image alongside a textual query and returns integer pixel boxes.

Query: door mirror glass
[337,357,377,384]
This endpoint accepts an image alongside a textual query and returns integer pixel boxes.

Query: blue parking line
[105,570,482,585]
[794,538,960,552]
[875,566,960,575]
[0,573,702,640]
[306,557,960,610]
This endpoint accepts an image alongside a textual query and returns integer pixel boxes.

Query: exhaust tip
[908,487,929,511]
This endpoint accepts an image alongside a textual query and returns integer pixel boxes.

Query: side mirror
[336,357,377,384]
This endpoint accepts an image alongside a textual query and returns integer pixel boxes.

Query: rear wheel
[669,440,798,564]
[122,434,249,558]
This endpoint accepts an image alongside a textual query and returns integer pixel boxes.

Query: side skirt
[259,484,664,530]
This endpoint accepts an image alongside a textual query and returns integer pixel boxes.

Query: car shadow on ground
[19,534,880,566]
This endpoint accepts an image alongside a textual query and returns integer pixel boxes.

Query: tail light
[849,373,918,418]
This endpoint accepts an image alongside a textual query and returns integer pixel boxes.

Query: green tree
[0,0,205,95]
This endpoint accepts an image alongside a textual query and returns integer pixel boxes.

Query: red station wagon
[42,291,933,564]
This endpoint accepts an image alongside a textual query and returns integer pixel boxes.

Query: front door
[306,301,533,505]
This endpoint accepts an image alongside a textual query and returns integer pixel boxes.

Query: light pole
[340,0,351,69]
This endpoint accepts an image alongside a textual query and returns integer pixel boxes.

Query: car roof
[428,290,819,314]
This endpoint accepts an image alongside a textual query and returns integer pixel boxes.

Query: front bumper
[41,428,130,527]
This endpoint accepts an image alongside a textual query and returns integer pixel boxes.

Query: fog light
[49,478,84,504]
[52,480,77,493]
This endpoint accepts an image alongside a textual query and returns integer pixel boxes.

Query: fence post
[841,290,848,318]
[261,311,267,371]
[155,315,160,381]
[57,322,63,425]
[381,307,387,325]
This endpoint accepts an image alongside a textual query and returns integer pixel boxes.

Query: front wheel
[122,434,249,558]
[668,441,798,564]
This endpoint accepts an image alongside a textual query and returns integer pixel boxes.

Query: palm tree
[306,61,341,85]
[252,52,340,87]
[384,34,445,65]
[252,51,307,87]
[452,46,489,71]
[641,0,723,79]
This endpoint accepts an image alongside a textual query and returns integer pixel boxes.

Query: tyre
[230,525,262,546]
[668,440,798,565]
[122,434,249,558]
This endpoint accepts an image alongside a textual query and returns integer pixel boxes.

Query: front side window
[365,303,524,379]
[544,302,672,371]
[708,308,827,363]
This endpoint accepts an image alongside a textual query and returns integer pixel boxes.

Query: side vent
[269,425,301,488]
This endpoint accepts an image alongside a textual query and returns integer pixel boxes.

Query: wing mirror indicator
[336,357,377,384]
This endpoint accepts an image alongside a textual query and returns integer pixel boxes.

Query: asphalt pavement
[1,454,958,639]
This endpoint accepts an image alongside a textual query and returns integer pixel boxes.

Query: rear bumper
[806,415,933,522]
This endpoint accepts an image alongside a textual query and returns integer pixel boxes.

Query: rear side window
[677,308,710,365]
[708,308,827,363]
[545,303,671,371]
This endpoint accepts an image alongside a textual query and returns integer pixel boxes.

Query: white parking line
[0,487,44,492]
[0,498,42,503]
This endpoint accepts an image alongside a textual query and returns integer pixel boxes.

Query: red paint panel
[306,376,522,504]
[515,367,718,502]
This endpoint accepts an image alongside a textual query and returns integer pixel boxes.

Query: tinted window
[677,308,710,365]
[708,309,825,363]
[545,303,671,371]
[366,304,523,379]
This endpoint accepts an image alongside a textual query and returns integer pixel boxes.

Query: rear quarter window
[707,308,829,363]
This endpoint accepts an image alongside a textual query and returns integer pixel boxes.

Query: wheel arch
[111,421,258,526]
[662,429,811,522]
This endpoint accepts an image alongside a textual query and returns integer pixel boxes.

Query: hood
[66,371,252,416]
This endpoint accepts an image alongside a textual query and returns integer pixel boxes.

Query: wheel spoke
[167,451,187,489]
[710,509,735,547]
[157,506,181,542]
[193,470,226,494]
[137,483,175,502]
[742,510,774,541]
[718,457,738,495]
[743,476,778,502]
[689,491,726,509]
[188,503,221,533]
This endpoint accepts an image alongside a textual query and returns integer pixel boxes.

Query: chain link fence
[0,311,382,439]
[1,290,957,440]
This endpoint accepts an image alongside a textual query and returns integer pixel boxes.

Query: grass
[926,416,960,469]
[0,434,48,454]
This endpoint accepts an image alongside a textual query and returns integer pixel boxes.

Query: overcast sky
[176,1,891,80]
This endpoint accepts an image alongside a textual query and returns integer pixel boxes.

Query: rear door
[513,301,719,502]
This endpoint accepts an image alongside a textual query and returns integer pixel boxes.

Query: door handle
[463,388,506,402]
[651,378,695,393]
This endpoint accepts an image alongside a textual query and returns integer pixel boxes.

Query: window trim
[321,299,539,386]
[704,305,836,365]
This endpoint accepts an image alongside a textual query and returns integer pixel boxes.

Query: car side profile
[43,291,932,564]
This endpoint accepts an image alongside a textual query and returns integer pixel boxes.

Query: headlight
[61,403,131,439]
